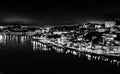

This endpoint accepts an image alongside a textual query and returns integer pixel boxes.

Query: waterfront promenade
[32,36,120,58]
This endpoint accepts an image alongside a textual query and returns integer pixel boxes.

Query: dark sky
[0,1,120,25]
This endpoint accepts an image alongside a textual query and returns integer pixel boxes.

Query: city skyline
[1,1,120,73]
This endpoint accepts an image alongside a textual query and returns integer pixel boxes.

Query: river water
[0,34,120,73]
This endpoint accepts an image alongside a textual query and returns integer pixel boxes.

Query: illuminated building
[105,21,116,28]
[97,28,106,32]
[53,31,68,35]
[44,27,50,32]
[0,26,4,29]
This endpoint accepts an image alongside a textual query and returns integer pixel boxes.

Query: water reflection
[0,33,31,46]
[85,54,120,66]
[32,40,120,67]
[32,41,51,51]
[0,34,6,45]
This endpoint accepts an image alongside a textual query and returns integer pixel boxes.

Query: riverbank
[32,37,120,59]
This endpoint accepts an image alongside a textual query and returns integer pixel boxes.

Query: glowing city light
[0,35,3,43]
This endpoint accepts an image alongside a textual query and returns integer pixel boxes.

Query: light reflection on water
[32,40,120,67]
[0,33,31,52]
[0,34,6,45]
[0,34,31,45]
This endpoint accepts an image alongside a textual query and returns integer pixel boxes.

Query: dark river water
[0,34,120,73]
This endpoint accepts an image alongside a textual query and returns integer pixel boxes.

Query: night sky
[0,1,120,26]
